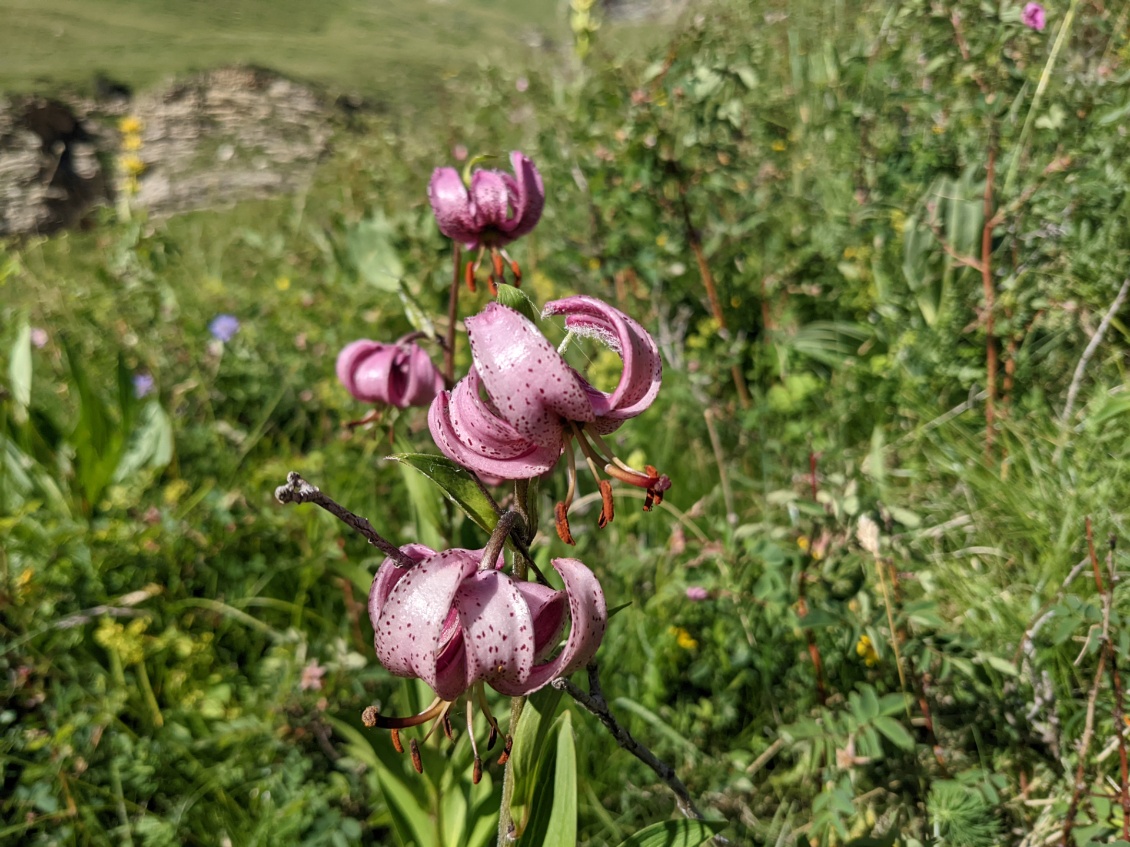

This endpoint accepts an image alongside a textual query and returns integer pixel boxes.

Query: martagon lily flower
[364,543,606,780]
[428,295,670,544]
[428,151,544,294]
[336,335,444,410]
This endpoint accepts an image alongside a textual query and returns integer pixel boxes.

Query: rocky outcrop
[0,67,335,237]
[601,0,689,22]
[0,98,104,235]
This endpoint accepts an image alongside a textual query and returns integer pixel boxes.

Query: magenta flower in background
[685,586,709,602]
[30,328,49,349]
[428,151,544,292]
[209,314,240,342]
[368,544,606,702]
[299,660,326,692]
[429,295,669,542]
[1022,2,1046,30]
[336,336,444,409]
[428,151,544,251]
[132,373,154,399]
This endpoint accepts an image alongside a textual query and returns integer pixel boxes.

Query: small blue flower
[209,314,240,342]
[133,373,155,399]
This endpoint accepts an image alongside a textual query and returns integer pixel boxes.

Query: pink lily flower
[428,295,669,543]
[427,151,544,294]
[336,335,444,410]
[365,543,606,777]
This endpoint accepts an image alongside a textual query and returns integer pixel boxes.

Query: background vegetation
[3,0,1130,844]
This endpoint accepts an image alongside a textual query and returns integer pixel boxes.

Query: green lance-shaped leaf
[8,318,32,421]
[388,453,501,534]
[612,819,727,847]
[508,686,565,835]
[518,710,577,847]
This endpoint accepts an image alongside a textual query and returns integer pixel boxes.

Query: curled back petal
[453,571,537,696]
[392,344,444,409]
[429,167,481,248]
[373,549,478,694]
[368,544,437,629]
[542,295,662,422]
[490,557,606,696]
[513,580,567,663]
[500,151,544,240]
[467,303,594,447]
[428,370,563,480]
[337,340,395,404]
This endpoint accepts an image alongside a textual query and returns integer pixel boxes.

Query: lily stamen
[466,700,483,785]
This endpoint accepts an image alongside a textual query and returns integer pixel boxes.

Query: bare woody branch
[274,471,415,568]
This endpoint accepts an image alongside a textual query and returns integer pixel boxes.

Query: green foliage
[4,0,1130,842]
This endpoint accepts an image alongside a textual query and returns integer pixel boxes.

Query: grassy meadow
[3,0,1130,844]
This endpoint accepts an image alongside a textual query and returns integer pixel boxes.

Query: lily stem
[274,471,414,568]
[444,244,461,384]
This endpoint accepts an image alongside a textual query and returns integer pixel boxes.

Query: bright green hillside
[0,0,562,101]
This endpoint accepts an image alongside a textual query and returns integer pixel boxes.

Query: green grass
[4,0,1130,843]
[0,0,563,102]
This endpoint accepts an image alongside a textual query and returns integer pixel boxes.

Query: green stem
[1003,0,1080,195]
[497,695,527,845]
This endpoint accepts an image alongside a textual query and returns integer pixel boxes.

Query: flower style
[428,151,544,293]
[429,295,669,543]
[1022,2,1046,30]
[365,543,606,778]
[336,336,444,410]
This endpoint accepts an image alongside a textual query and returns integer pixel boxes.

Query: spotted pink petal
[428,166,480,247]
[467,303,594,446]
[469,169,512,232]
[499,151,544,240]
[453,571,537,693]
[542,295,662,428]
[428,369,563,480]
[490,557,607,696]
[513,580,567,663]
[368,544,436,624]
[372,549,478,694]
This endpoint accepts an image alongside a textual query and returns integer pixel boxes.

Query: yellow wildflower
[797,536,810,553]
[856,634,880,667]
[587,257,601,271]
[655,234,668,248]
[118,115,143,135]
[670,626,698,650]
[122,133,142,152]
[120,154,146,177]
[275,276,291,291]
[771,140,787,152]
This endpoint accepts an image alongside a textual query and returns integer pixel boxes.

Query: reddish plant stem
[798,455,827,705]
[677,185,751,409]
[1102,534,1130,835]
[1063,651,1107,847]
[981,146,997,457]
[1086,517,1105,596]
[444,244,461,384]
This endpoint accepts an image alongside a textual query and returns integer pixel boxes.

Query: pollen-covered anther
[497,734,514,766]
[442,710,456,742]
[410,739,424,773]
[603,461,671,510]
[472,756,483,785]
[555,501,576,545]
[464,259,477,293]
[390,728,404,754]
[362,705,380,728]
[598,479,615,528]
